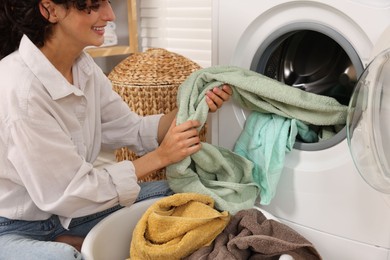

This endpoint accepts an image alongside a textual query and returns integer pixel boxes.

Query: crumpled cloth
[233,112,318,205]
[129,193,230,260]
[167,65,347,214]
[185,208,322,260]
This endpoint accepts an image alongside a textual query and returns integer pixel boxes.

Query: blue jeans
[0,180,173,260]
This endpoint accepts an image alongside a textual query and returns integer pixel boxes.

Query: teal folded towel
[167,66,348,213]
[234,112,318,205]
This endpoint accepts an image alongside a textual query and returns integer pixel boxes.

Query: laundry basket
[108,48,204,182]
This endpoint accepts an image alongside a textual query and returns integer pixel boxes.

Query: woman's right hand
[156,118,202,166]
[133,118,202,179]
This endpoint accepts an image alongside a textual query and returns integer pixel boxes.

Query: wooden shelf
[86,0,138,58]
[85,45,133,57]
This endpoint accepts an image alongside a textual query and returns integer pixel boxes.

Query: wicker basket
[108,48,205,182]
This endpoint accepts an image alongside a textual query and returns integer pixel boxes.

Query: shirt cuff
[104,160,140,207]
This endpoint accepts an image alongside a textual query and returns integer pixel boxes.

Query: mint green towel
[175,66,347,125]
[234,112,317,205]
[167,66,348,214]
[167,143,260,215]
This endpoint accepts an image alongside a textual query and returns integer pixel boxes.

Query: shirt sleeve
[5,58,165,220]
[8,117,140,219]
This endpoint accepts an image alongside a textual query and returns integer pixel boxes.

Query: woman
[0,0,232,259]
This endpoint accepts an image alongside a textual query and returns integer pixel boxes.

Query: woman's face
[45,0,116,51]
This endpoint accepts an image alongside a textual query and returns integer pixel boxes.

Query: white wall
[95,0,212,72]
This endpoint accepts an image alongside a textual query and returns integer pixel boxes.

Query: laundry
[166,65,348,213]
[129,193,230,260]
[234,112,318,205]
[184,208,322,260]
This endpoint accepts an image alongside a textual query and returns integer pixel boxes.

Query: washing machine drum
[347,48,390,193]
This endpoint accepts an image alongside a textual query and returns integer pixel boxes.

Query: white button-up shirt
[0,35,162,228]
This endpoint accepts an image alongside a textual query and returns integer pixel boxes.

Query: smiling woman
[0,0,115,60]
[0,0,232,259]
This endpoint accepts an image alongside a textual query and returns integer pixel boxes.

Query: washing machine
[211,0,390,259]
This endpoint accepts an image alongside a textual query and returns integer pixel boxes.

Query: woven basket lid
[108,48,201,87]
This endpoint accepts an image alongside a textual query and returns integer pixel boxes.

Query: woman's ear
[39,0,59,23]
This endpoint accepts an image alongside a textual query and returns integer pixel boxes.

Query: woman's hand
[134,118,201,179]
[205,84,233,112]
[134,85,232,179]
[156,118,201,166]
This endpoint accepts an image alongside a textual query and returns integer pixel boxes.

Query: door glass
[347,48,390,193]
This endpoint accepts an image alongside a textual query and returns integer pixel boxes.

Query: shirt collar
[19,35,94,100]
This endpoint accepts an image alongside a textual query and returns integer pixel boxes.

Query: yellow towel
[129,193,230,260]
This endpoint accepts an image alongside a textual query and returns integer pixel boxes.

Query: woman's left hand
[205,84,233,112]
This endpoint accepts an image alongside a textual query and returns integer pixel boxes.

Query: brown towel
[185,208,322,260]
[129,193,230,260]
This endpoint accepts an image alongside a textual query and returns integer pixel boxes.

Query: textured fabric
[0,205,122,260]
[0,234,84,260]
[185,208,322,260]
[175,65,347,126]
[0,35,162,228]
[167,142,260,215]
[167,65,347,214]
[129,193,230,260]
[234,112,317,205]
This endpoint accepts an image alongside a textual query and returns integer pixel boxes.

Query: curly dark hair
[0,0,99,59]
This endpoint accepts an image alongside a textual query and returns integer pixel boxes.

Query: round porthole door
[347,47,390,193]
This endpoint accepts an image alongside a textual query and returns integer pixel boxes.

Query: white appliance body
[211,1,390,259]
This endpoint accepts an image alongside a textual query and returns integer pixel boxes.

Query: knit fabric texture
[129,193,230,260]
[167,65,347,213]
[185,208,322,260]
[234,112,317,205]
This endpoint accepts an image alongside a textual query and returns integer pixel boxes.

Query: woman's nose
[100,1,116,21]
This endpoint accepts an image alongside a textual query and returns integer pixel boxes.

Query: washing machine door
[347,47,390,193]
